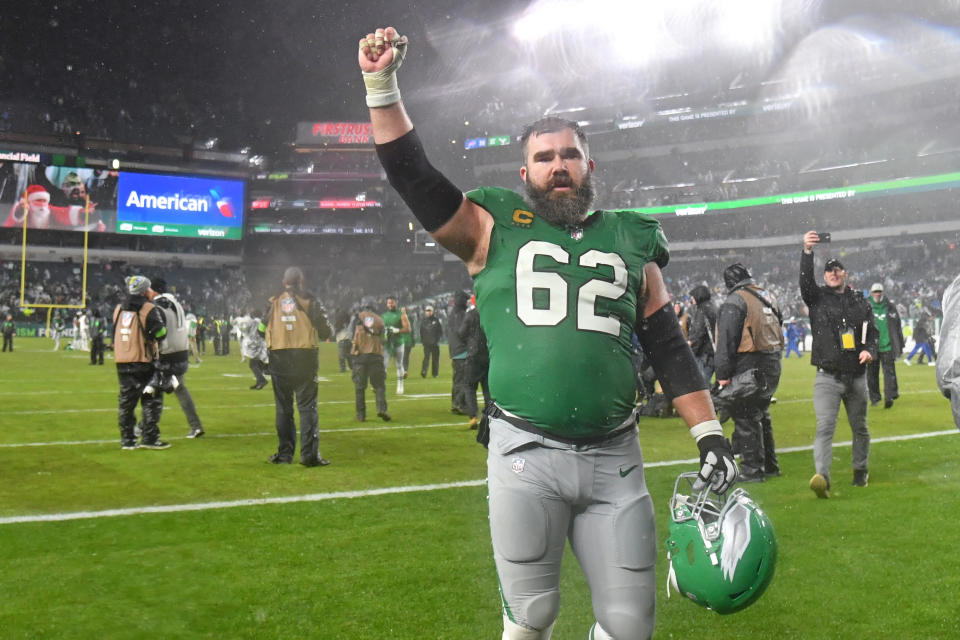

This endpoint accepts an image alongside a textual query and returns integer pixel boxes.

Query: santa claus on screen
[4,184,104,230]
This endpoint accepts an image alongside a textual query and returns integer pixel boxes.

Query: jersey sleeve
[618,211,670,268]
[465,186,531,226]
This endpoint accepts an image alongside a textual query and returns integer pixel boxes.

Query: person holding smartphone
[800,231,878,498]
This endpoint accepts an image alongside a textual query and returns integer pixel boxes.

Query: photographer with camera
[715,263,784,483]
[259,267,332,466]
[150,277,204,439]
[801,230,878,498]
[112,275,169,450]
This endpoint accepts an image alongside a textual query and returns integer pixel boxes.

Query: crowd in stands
[3,232,957,355]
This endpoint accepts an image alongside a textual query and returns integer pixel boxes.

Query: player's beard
[524,172,595,228]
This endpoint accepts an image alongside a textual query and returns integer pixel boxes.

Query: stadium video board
[0,156,245,239]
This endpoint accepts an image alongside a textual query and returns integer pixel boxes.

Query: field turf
[0,338,956,639]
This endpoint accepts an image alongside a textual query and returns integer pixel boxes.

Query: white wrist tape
[363,39,408,108]
[689,419,723,443]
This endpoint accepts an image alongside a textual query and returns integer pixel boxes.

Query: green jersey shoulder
[466,186,669,439]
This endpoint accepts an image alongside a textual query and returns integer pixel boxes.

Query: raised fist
[358,27,407,74]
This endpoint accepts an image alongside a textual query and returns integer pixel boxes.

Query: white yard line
[1,429,955,525]
[0,422,468,448]
[0,393,461,415]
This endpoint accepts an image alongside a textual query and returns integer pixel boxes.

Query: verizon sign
[297,122,374,146]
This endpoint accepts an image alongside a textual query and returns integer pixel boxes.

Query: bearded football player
[359,27,738,639]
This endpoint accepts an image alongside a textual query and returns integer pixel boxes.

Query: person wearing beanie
[687,284,717,386]
[715,263,784,482]
[351,297,390,423]
[112,275,170,449]
[800,231,878,497]
[419,304,443,378]
[867,283,904,409]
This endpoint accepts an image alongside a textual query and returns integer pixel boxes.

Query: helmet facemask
[666,472,777,614]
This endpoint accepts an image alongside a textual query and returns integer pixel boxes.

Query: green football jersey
[382,309,404,349]
[468,186,669,439]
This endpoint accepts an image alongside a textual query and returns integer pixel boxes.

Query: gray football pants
[813,370,870,479]
[487,417,656,639]
[172,373,202,432]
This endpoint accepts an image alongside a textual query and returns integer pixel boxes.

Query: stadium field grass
[0,338,957,639]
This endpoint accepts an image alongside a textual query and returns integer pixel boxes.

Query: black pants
[90,335,105,364]
[337,339,352,372]
[117,368,163,445]
[2,334,12,351]
[421,344,440,377]
[352,353,387,419]
[168,364,203,432]
[463,356,491,419]
[271,371,320,464]
[867,351,899,404]
[250,358,268,386]
[451,358,470,412]
[402,344,412,373]
[730,360,782,477]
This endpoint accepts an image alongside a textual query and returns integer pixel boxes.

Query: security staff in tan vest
[351,297,391,422]
[113,275,170,450]
[258,267,332,466]
[714,263,784,482]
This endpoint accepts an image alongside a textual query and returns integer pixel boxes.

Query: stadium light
[713,0,780,54]
[511,0,674,68]
[110,158,120,170]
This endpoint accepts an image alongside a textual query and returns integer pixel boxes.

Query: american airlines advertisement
[116,172,245,239]
[0,156,245,240]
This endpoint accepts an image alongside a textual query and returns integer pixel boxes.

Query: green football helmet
[666,472,777,615]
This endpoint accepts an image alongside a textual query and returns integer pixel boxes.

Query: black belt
[818,367,863,380]
[484,403,636,447]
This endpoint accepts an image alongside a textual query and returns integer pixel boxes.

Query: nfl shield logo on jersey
[511,457,526,474]
[281,296,296,314]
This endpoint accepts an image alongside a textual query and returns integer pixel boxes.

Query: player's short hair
[282,267,304,287]
[520,116,589,164]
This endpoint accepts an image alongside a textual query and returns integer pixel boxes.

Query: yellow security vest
[266,290,317,350]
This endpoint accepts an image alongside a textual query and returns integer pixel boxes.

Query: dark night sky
[2,1,960,152]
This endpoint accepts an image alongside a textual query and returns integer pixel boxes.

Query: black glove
[694,434,739,494]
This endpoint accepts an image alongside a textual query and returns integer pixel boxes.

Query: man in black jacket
[714,264,784,482]
[419,305,442,378]
[687,284,716,386]
[458,297,491,430]
[800,231,878,498]
[446,290,470,414]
